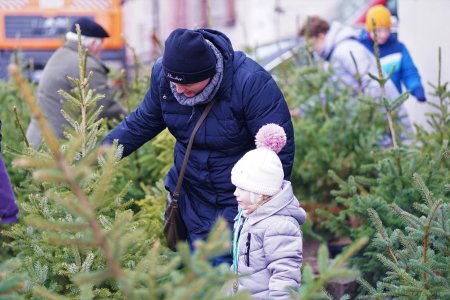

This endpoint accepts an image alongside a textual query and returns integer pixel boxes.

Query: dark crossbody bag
[164,99,215,251]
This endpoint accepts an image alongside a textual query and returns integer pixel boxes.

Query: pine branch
[13,105,30,147]
[357,277,383,300]
[368,209,398,264]
[389,204,423,229]
[119,69,131,113]
[395,230,415,257]
[370,19,398,149]
[349,51,365,96]
[413,173,433,207]
[376,254,422,289]
[422,198,443,289]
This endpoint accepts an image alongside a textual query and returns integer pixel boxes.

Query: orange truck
[0,0,124,80]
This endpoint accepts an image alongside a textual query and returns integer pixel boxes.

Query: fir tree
[358,174,449,299]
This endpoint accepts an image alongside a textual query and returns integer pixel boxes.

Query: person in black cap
[26,17,126,148]
[103,28,294,265]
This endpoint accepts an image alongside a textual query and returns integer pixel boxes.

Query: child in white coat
[230,124,306,299]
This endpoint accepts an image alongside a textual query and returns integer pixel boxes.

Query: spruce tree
[358,174,449,299]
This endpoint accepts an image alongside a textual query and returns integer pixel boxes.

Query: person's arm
[242,69,295,179]
[263,219,302,299]
[102,62,166,157]
[400,45,426,102]
[0,154,19,225]
[88,60,127,119]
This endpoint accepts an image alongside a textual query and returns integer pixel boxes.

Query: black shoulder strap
[172,100,216,199]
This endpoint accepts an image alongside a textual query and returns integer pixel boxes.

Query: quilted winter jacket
[232,181,306,299]
[103,29,294,244]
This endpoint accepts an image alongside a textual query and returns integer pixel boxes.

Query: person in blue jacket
[102,28,294,264]
[0,120,19,225]
[360,5,426,102]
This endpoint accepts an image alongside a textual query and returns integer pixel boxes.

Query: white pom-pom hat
[231,123,287,196]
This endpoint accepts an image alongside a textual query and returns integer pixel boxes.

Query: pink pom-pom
[255,123,286,154]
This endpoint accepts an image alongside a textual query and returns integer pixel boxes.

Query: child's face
[234,187,254,211]
[369,27,391,45]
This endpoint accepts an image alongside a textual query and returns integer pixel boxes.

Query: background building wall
[122,0,341,67]
[398,0,449,130]
[220,0,340,49]
[122,0,154,67]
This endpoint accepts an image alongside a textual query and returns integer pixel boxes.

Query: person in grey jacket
[230,124,306,299]
[26,17,126,148]
[293,16,412,135]
[298,16,399,100]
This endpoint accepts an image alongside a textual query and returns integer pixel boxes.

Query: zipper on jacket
[245,232,251,267]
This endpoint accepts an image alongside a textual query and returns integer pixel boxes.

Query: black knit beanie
[163,29,217,84]
[70,17,109,38]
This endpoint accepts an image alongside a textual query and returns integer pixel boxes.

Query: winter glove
[411,87,426,102]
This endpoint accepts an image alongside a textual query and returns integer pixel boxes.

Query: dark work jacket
[103,29,294,244]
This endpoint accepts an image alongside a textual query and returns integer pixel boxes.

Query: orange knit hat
[366,5,392,32]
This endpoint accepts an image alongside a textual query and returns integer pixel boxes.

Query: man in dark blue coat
[103,28,294,263]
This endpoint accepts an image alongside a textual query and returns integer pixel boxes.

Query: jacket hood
[196,29,241,98]
[322,22,360,59]
[246,181,306,226]
[196,29,234,62]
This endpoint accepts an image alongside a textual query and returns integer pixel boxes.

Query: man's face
[369,27,391,45]
[89,38,104,58]
[173,78,210,98]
